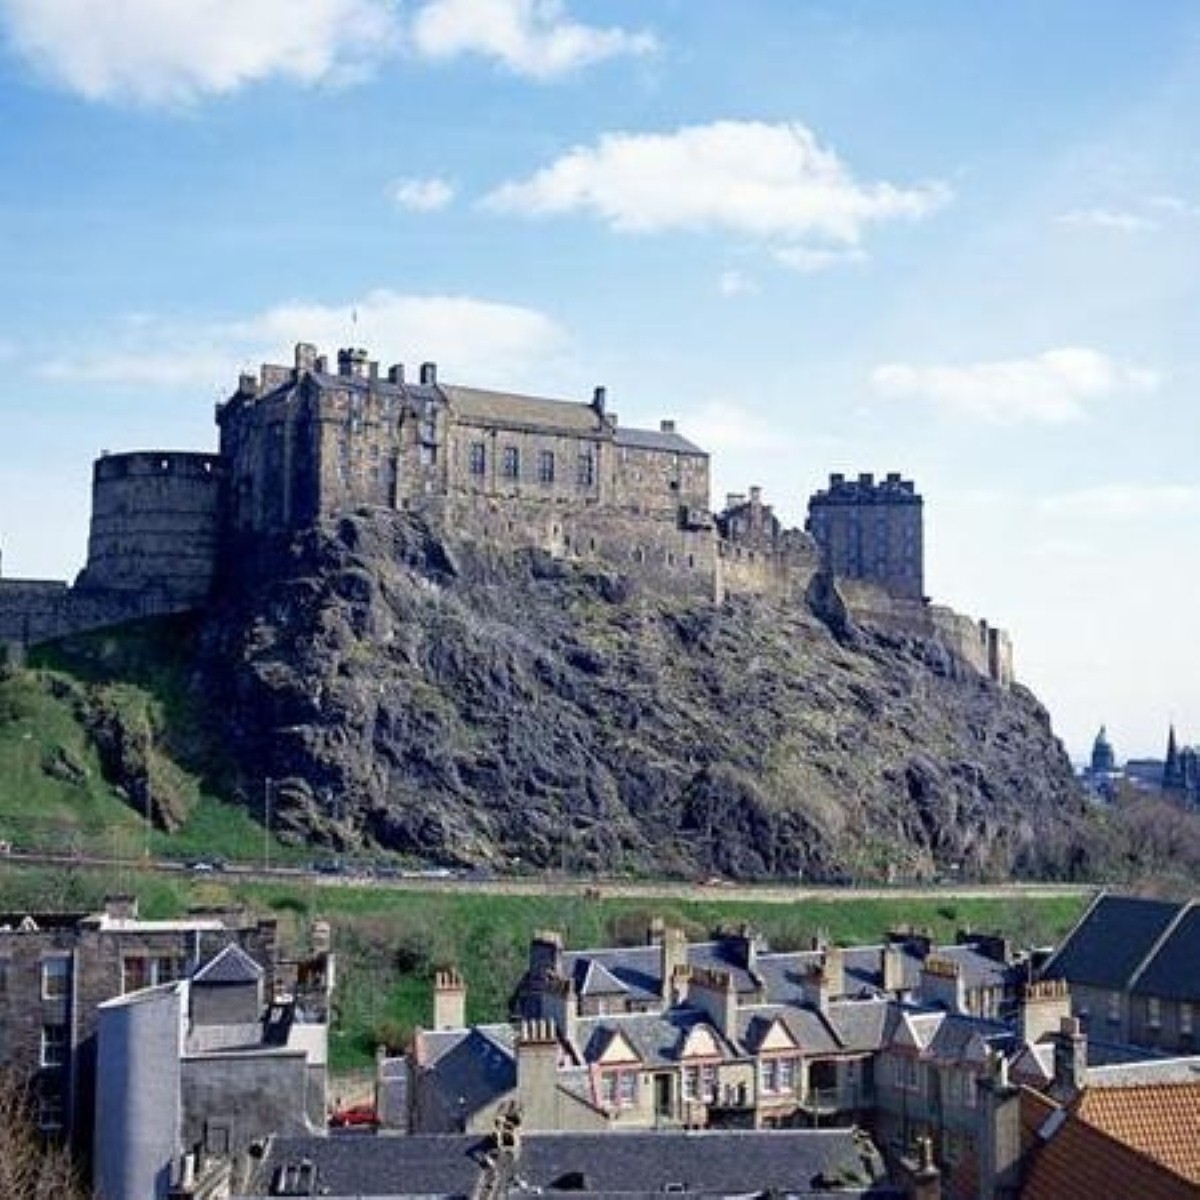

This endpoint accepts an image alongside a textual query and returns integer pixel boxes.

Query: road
[0,848,1098,905]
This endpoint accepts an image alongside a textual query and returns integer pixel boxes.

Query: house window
[469,443,486,476]
[41,1024,68,1068]
[601,1069,638,1109]
[1148,997,1162,1028]
[761,1056,798,1095]
[1107,992,1121,1023]
[577,451,595,488]
[1182,1003,1194,1036]
[538,450,556,484]
[41,957,69,1000]
[683,1063,718,1103]
[122,955,187,993]
[38,1090,65,1132]
[502,446,520,480]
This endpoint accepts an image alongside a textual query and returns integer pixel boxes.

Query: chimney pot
[660,418,676,434]
[420,362,437,385]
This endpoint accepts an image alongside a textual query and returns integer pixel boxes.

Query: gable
[759,1019,799,1054]
[596,1029,641,1066]
[680,1024,723,1061]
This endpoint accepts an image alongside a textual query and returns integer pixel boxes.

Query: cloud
[717,270,757,297]
[1038,484,1200,519]
[773,245,867,273]
[1147,194,1200,218]
[1055,208,1157,232]
[409,0,654,79]
[39,290,568,392]
[871,347,1159,425]
[0,0,398,105]
[389,176,456,212]
[485,121,951,248]
[686,400,796,456]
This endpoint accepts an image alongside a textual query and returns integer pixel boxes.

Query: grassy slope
[0,619,289,862]
[0,863,1091,1070]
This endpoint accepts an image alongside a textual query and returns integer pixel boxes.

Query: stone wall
[76,451,223,601]
[930,607,1015,687]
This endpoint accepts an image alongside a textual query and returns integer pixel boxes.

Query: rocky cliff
[195,508,1087,882]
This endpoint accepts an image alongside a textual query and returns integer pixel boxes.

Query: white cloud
[717,270,757,297]
[40,290,568,392]
[0,0,397,105]
[1147,193,1200,217]
[485,121,951,247]
[686,400,795,456]
[871,347,1159,425]
[1038,484,1200,519]
[389,176,456,212]
[409,0,654,79]
[1055,208,1157,232]
[773,245,867,273]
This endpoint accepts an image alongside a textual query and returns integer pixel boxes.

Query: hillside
[177,507,1090,882]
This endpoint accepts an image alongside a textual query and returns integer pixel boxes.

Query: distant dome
[1091,725,1116,774]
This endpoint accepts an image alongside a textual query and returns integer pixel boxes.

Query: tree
[0,1070,89,1199]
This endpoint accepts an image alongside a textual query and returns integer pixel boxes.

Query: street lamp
[263,778,274,872]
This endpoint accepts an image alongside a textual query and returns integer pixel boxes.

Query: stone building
[0,895,280,1154]
[0,342,1014,685]
[806,472,925,602]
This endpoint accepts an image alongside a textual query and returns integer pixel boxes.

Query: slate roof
[513,1129,892,1197]
[613,426,706,456]
[417,1026,516,1120]
[261,1132,488,1198]
[576,1009,734,1068]
[443,384,602,434]
[737,1004,841,1056]
[1130,902,1200,1000]
[192,943,263,985]
[258,1130,899,1199]
[826,999,894,1053]
[562,946,660,1004]
[1041,893,1184,991]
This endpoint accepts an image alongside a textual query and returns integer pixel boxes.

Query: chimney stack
[432,968,467,1030]
[420,362,438,385]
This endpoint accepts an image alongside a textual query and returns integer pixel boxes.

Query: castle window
[470,443,486,476]
[538,450,556,484]
[421,445,437,466]
[577,451,595,487]
[1182,1003,1194,1036]
[502,446,520,480]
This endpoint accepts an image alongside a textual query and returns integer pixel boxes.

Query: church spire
[1163,724,1182,790]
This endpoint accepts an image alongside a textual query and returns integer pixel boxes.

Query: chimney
[516,1019,561,1126]
[823,946,845,999]
[660,926,689,1005]
[977,1051,1022,1199]
[387,363,405,385]
[882,943,907,994]
[529,930,564,980]
[420,362,438,385]
[368,360,379,382]
[104,895,139,921]
[802,965,833,1014]
[725,493,746,510]
[541,972,578,1047]
[919,955,966,1013]
[660,419,676,434]
[592,385,607,415]
[294,342,318,373]
[237,372,259,398]
[310,920,332,954]
[647,917,665,945]
[338,347,369,377]
[1051,1015,1087,1102]
[726,924,759,972]
[688,967,737,1036]
[432,968,467,1030]
[1019,979,1072,1046]
[315,355,329,373]
[898,1136,941,1200]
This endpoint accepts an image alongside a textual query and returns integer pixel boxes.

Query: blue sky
[1,0,1198,760]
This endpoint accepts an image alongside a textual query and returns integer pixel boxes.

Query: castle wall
[837,578,934,637]
[717,541,820,603]
[929,606,1014,686]
[77,451,222,603]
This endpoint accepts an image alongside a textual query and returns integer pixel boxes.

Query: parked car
[329,1103,377,1129]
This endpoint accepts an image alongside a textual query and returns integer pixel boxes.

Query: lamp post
[263,778,274,873]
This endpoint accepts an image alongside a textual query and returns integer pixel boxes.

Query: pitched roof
[1079,1081,1200,1182]
[442,384,603,435]
[613,425,706,456]
[192,942,263,985]
[1022,1081,1200,1200]
[417,1026,516,1119]
[1041,893,1184,991]
[1130,903,1200,1000]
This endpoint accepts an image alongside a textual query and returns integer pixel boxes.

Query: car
[329,1103,377,1129]
[188,860,215,873]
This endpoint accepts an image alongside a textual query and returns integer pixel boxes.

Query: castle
[0,343,1012,684]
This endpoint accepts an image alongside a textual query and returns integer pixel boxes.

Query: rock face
[198,509,1086,882]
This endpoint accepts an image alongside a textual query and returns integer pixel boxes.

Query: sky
[0,0,1198,762]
